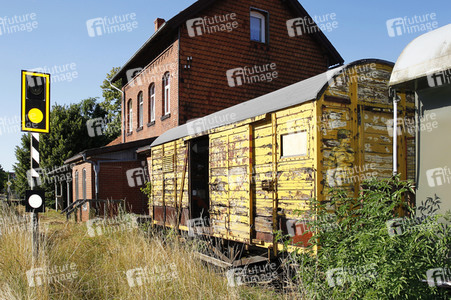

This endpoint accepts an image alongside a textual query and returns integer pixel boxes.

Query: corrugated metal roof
[151,65,345,147]
[389,23,451,88]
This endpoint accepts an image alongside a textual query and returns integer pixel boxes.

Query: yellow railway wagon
[149,59,415,255]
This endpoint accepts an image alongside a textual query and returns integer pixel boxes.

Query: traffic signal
[25,190,45,213]
[21,70,50,133]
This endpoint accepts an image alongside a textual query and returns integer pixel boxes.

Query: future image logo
[186,13,238,38]
[426,268,451,287]
[86,215,137,237]
[26,264,78,287]
[86,13,138,37]
[426,167,451,187]
[287,13,338,37]
[226,63,278,87]
[427,69,451,87]
[0,13,38,36]
[126,264,178,288]
[326,264,377,287]
[86,118,106,137]
[386,13,438,37]
[126,165,149,187]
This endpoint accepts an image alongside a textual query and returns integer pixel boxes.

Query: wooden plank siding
[151,140,188,226]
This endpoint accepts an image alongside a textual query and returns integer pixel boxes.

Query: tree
[40,98,111,169]
[0,165,7,193]
[13,68,122,203]
[12,134,31,198]
[100,67,122,139]
[13,98,113,202]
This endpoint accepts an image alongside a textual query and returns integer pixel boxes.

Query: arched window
[163,73,170,115]
[250,10,267,43]
[75,171,79,201]
[82,168,86,200]
[138,92,143,128]
[128,99,133,133]
[149,84,155,122]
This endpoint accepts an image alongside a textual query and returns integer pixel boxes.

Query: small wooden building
[149,59,415,253]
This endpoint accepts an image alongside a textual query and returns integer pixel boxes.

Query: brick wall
[121,0,336,142]
[177,0,331,123]
[71,160,149,222]
[98,161,149,215]
[72,162,94,222]
[123,40,180,143]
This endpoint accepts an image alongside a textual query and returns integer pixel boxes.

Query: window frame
[82,168,86,200]
[250,9,269,43]
[163,72,170,116]
[75,171,79,201]
[149,83,155,123]
[280,131,309,159]
[127,99,133,133]
[137,91,143,129]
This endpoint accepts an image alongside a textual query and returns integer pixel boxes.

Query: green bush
[287,176,450,299]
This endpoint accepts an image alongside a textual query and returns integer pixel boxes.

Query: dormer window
[250,10,267,43]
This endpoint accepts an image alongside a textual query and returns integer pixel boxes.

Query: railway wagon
[148,59,415,255]
[389,23,451,217]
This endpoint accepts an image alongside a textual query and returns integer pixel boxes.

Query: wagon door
[251,119,275,243]
[209,127,252,243]
[360,107,394,180]
[251,106,316,246]
[319,99,358,200]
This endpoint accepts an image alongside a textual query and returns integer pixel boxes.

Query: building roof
[65,137,157,164]
[389,23,451,89]
[111,0,343,85]
[150,66,340,147]
[106,135,122,147]
[150,59,393,147]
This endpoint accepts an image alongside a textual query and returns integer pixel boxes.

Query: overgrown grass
[0,203,287,300]
[284,176,451,300]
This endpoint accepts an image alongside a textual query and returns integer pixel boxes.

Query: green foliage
[140,181,152,200]
[287,176,450,299]
[12,134,31,198]
[0,165,7,193]
[13,98,114,203]
[99,67,122,139]
[40,98,111,168]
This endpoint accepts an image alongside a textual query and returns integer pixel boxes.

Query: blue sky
[0,0,449,172]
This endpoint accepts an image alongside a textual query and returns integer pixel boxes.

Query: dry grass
[0,204,298,300]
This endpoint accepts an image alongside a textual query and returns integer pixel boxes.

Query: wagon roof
[389,23,451,89]
[151,59,392,147]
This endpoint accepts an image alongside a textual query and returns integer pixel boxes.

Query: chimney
[154,18,165,32]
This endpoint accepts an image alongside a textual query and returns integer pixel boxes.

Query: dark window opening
[189,136,210,222]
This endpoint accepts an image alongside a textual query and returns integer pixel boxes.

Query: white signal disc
[29,194,43,209]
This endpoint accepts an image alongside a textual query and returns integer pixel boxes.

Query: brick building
[67,0,343,220]
[112,0,343,144]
